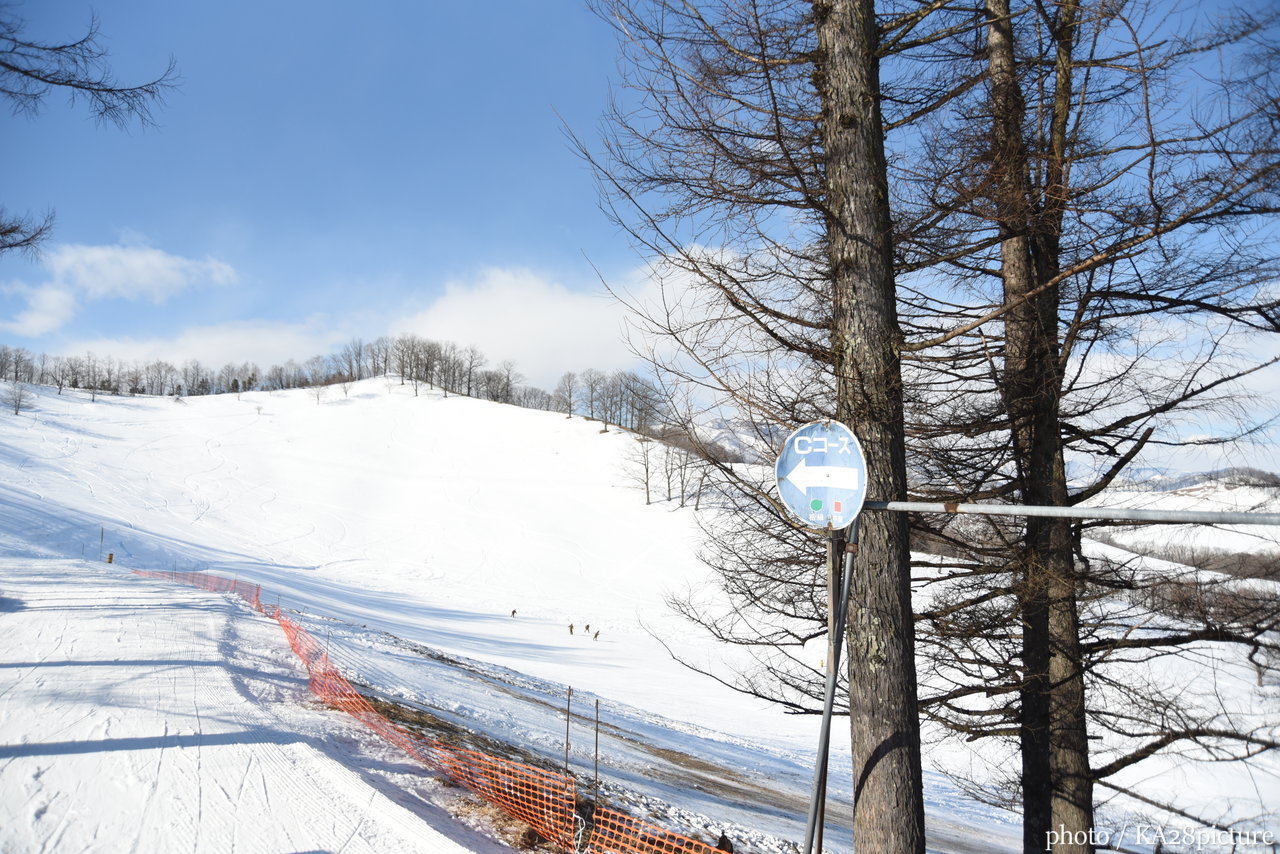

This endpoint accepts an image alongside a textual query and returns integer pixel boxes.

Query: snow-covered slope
[1,380,900,852]
[1075,471,1280,583]
[3,378,1273,853]
[0,381,799,737]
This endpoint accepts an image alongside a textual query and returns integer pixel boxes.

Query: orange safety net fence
[587,807,728,854]
[132,569,577,850]
[274,609,578,849]
[134,570,750,854]
[134,569,262,611]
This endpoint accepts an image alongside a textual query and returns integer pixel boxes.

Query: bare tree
[4,380,30,415]
[216,362,239,395]
[8,347,30,383]
[367,336,393,378]
[591,0,1280,850]
[580,368,606,421]
[395,334,431,396]
[588,0,930,848]
[628,436,656,505]
[514,385,555,410]
[462,345,486,397]
[886,0,1280,847]
[181,359,211,396]
[48,356,69,394]
[497,360,523,404]
[82,352,101,400]
[554,371,579,416]
[437,341,463,396]
[338,338,366,382]
[423,339,446,391]
[0,12,175,256]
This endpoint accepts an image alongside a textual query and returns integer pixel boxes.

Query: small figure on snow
[593,630,600,641]
[511,609,517,618]
[569,623,574,635]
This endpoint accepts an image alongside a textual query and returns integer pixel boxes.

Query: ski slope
[1,378,1275,852]
[0,380,802,744]
[0,380,892,852]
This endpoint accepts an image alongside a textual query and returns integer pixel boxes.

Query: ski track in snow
[0,560,504,854]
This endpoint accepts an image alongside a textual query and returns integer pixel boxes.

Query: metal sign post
[801,523,857,854]
[775,421,868,854]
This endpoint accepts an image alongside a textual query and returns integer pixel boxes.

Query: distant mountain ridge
[1128,467,1280,492]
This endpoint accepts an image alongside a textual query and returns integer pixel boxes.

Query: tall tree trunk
[985,0,1092,849]
[1039,1,1092,846]
[814,0,926,850]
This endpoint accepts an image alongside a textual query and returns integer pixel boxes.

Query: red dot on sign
[834,501,842,512]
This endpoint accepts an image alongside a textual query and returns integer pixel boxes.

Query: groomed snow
[0,558,505,854]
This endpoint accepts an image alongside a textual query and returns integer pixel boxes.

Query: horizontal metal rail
[863,500,1280,526]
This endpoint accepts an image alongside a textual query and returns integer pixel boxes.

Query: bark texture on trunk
[985,1,1093,850]
[814,0,925,850]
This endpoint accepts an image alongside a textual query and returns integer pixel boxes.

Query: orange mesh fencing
[433,744,579,847]
[587,807,727,854]
[131,570,577,849]
[275,609,578,848]
[275,611,577,848]
[133,569,745,854]
[133,569,262,612]
[274,613,431,761]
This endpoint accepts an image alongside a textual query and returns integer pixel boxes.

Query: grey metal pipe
[801,529,855,854]
[862,501,1280,526]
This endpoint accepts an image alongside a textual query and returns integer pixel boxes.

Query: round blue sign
[774,421,867,530]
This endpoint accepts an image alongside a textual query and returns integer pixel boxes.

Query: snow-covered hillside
[1,378,1274,852]
[1,379,732,729]
[1084,474,1280,563]
[0,380,900,852]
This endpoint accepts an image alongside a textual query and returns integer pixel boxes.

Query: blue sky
[0,1,644,389]
[3,0,1277,474]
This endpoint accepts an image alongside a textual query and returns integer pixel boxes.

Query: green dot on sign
[810,499,823,511]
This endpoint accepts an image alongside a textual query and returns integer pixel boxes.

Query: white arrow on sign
[781,456,862,493]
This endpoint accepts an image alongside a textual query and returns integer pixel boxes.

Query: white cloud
[0,286,78,337]
[392,267,640,389]
[0,242,240,338]
[87,266,649,388]
[46,243,237,302]
[9,259,651,392]
[68,318,348,372]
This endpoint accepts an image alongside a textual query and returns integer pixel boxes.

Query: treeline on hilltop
[0,335,666,433]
